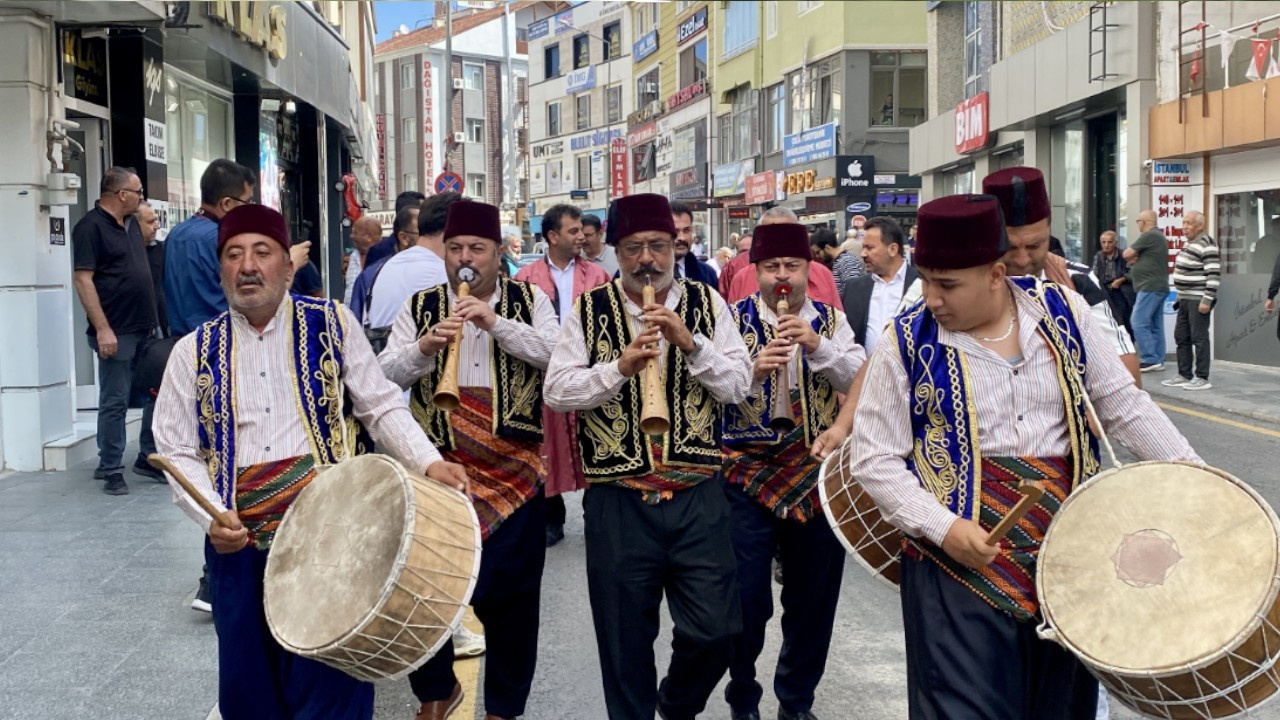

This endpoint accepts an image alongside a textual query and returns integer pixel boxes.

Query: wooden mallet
[985,480,1045,546]
[147,454,237,530]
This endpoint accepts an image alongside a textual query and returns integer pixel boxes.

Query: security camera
[1142,159,1153,168]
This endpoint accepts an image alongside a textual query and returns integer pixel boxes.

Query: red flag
[1190,50,1202,85]
[1248,37,1273,80]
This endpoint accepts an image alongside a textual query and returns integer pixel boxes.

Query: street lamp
[558,21,618,206]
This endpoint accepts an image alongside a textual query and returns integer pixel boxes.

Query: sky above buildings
[374,1,436,42]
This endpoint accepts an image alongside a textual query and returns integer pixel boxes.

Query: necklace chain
[974,296,1017,343]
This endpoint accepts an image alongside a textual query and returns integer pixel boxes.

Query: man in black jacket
[839,216,917,356]
[671,201,719,287]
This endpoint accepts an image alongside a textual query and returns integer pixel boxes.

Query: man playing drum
[544,193,753,720]
[380,200,559,720]
[153,204,469,720]
[849,194,1201,719]
[720,223,864,720]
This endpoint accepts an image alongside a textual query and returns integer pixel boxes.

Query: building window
[516,26,528,43]
[547,102,561,136]
[577,94,591,131]
[765,1,778,39]
[1216,191,1280,275]
[637,68,660,109]
[464,63,484,91]
[765,83,785,153]
[676,0,692,14]
[544,45,561,80]
[402,173,417,192]
[725,86,758,162]
[634,4,658,34]
[607,85,623,124]
[723,1,758,58]
[467,173,485,199]
[678,38,708,88]
[576,155,592,189]
[807,57,841,129]
[797,1,822,14]
[942,166,974,196]
[400,63,415,89]
[870,51,927,128]
[466,118,484,144]
[573,34,590,69]
[603,22,622,60]
[964,1,982,99]
[401,117,415,144]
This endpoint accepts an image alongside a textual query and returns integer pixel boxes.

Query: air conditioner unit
[452,77,465,90]
[647,100,664,115]
[642,82,657,94]
[453,131,467,144]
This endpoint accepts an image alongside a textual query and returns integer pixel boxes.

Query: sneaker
[133,455,165,481]
[93,467,108,480]
[191,575,212,613]
[102,474,129,496]
[452,623,486,657]
[546,522,565,548]
[1139,362,1165,373]
[1184,378,1212,391]
[1161,376,1190,387]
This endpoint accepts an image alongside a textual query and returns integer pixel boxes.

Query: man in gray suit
[839,216,918,355]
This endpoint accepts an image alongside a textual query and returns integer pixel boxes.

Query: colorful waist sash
[235,455,318,551]
[445,387,544,540]
[608,443,719,505]
[723,391,820,523]
[904,456,1072,622]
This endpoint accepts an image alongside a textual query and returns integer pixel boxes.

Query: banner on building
[376,115,386,199]
[782,122,838,168]
[1150,158,1204,272]
[423,60,435,185]
[610,137,628,198]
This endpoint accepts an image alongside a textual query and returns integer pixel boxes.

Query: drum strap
[905,455,1072,622]
[235,455,318,550]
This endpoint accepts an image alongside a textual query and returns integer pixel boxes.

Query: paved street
[5,363,1280,719]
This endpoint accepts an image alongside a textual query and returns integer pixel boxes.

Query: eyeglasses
[223,196,254,208]
[120,187,145,198]
[618,241,672,258]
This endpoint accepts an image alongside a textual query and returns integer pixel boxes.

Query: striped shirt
[850,280,1201,547]
[154,299,444,530]
[1172,233,1221,303]
[545,279,753,412]
[378,282,559,390]
[830,251,866,297]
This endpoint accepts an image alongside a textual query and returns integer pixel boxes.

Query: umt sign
[954,92,990,154]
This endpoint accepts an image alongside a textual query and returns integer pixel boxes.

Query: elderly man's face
[1183,211,1205,238]
[220,234,294,315]
[1100,233,1117,254]
[617,230,676,296]
[137,205,159,244]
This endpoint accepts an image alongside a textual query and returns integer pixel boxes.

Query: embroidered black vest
[723,295,841,447]
[577,279,722,480]
[407,276,544,452]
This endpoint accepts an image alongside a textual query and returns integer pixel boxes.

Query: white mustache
[236,275,264,288]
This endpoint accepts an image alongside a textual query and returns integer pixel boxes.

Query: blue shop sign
[782,122,838,168]
[566,66,595,94]
[528,18,550,40]
[634,30,658,62]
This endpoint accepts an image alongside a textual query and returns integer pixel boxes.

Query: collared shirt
[343,250,363,306]
[548,257,577,321]
[72,204,157,337]
[164,213,225,335]
[379,282,559,390]
[748,297,864,394]
[367,246,448,329]
[583,244,619,277]
[865,261,909,356]
[851,280,1201,547]
[153,298,444,530]
[545,279,753,412]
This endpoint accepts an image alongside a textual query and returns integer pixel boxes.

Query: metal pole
[444,3,453,172]
[606,38,612,207]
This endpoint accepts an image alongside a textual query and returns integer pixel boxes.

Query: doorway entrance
[66,115,108,410]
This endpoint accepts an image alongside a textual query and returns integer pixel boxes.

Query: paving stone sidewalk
[1142,360,1280,425]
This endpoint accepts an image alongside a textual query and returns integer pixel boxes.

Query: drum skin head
[1039,462,1280,672]
[265,457,407,651]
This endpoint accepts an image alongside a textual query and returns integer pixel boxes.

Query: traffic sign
[434,171,463,194]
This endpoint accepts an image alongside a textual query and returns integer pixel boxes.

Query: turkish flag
[1247,38,1272,81]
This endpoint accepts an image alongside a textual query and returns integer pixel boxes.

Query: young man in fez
[849,194,1200,720]
[544,193,753,720]
[379,200,559,720]
[154,204,468,720]
[721,223,864,720]
[983,166,1141,384]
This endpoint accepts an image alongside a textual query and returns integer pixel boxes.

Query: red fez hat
[913,194,1009,270]
[750,223,813,263]
[982,166,1050,227]
[217,204,291,255]
[605,193,677,246]
[443,200,502,243]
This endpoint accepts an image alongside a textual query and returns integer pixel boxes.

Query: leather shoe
[732,710,762,720]
[415,683,463,720]
[546,522,565,547]
[778,709,818,720]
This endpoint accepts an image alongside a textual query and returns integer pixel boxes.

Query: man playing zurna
[850,193,1200,719]
[154,204,468,720]
[379,200,559,720]
[720,222,864,720]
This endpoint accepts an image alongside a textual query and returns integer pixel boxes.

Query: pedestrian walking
[1125,210,1171,372]
[1092,230,1135,340]
[71,166,156,497]
[1163,210,1219,390]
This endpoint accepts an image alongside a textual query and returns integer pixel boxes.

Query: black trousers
[408,491,547,718]
[1174,297,1213,380]
[723,486,845,715]
[584,481,742,720]
[900,555,1098,720]
[547,493,566,526]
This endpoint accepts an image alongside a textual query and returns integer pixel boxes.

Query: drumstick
[985,480,1045,546]
[147,454,237,530]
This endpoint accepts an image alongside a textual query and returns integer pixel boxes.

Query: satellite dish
[399,24,410,35]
